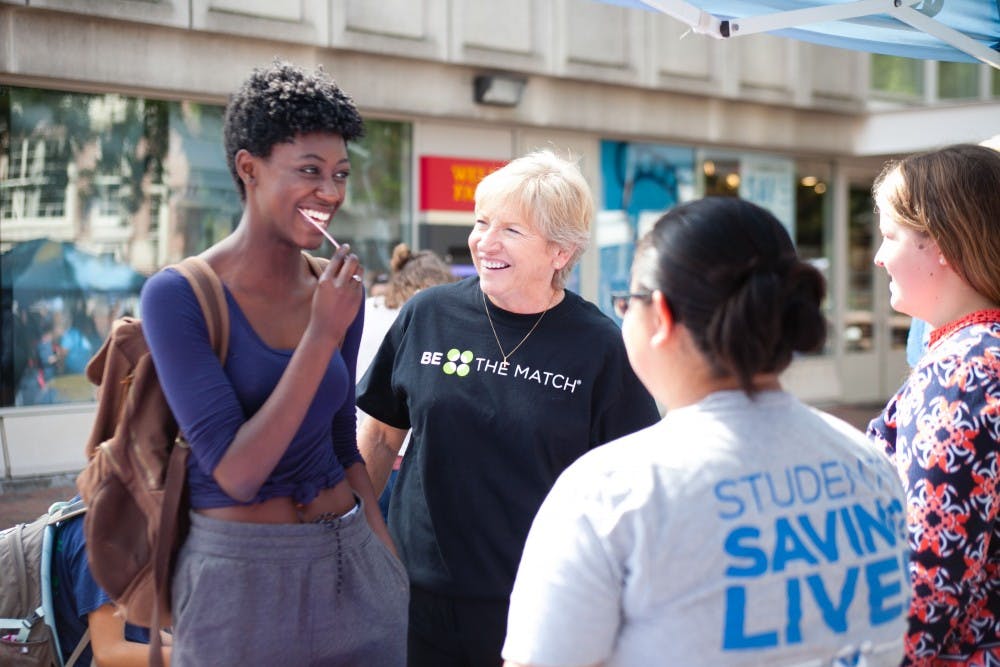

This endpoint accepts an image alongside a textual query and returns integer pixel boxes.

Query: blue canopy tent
[1,239,147,298]
[599,0,1000,67]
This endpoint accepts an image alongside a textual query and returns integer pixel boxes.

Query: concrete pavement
[0,473,78,526]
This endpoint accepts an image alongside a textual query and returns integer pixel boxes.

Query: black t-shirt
[357,277,660,598]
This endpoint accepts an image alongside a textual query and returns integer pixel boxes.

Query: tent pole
[678,0,999,70]
[639,0,725,37]
[723,0,888,36]
[895,6,1000,69]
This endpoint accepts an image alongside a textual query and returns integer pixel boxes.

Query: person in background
[12,309,54,406]
[140,60,407,666]
[357,243,455,380]
[60,301,101,375]
[503,196,909,667]
[358,149,660,666]
[52,500,169,666]
[905,317,930,367]
[355,242,456,521]
[868,144,1000,666]
[36,315,63,382]
[367,272,391,299]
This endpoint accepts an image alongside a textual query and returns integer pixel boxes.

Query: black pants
[407,585,509,667]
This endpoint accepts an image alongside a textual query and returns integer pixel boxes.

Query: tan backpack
[75,257,228,666]
[0,500,89,667]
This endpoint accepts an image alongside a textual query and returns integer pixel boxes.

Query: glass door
[837,170,910,404]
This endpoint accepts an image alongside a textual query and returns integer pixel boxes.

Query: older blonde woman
[358,149,659,666]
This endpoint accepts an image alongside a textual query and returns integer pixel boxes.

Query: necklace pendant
[482,288,552,366]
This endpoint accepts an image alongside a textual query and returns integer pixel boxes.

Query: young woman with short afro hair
[140,60,407,666]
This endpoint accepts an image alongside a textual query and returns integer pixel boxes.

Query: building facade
[2,0,1000,479]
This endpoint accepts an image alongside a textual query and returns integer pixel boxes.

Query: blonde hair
[474,149,594,289]
[383,243,455,309]
[873,144,1000,303]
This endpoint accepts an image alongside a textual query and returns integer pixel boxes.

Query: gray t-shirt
[503,390,909,667]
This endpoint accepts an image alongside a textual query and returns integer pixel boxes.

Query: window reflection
[336,120,412,277]
[702,159,740,196]
[795,165,832,354]
[597,140,696,322]
[1,86,411,407]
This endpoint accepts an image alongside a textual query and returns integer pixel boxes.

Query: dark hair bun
[637,197,827,394]
[781,262,827,354]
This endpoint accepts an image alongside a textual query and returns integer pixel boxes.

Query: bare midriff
[197,478,356,524]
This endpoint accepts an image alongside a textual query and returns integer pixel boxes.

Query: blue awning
[598,0,1000,66]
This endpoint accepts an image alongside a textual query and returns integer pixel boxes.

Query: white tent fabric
[600,0,1000,67]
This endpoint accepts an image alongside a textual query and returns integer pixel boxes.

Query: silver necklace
[482,289,553,364]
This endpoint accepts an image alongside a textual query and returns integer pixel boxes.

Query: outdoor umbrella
[1,239,147,298]
[599,0,1000,67]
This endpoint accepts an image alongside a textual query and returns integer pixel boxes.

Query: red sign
[420,156,507,212]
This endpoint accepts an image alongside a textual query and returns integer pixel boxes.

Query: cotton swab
[299,208,340,248]
[298,208,362,283]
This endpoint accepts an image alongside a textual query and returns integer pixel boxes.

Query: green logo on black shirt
[419,348,583,392]
[442,348,474,376]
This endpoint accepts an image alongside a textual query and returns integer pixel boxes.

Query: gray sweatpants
[170,501,408,666]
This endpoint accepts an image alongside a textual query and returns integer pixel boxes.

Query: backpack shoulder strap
[42,501,87,667]
[171,257,229,363]
[46,499,87,526]
[64,628,90,667]
[147,257,227,658]
[302,251,328,278]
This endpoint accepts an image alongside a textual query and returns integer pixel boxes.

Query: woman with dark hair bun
[503,197,910,667]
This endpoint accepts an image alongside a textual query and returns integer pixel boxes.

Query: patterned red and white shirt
[869,312,1000,667]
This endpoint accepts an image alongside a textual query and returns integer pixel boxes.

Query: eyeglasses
[610,291,653,319]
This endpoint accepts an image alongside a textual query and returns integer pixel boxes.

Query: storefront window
[1,87,179,407]
[1,85,410,407]
[795,164,833,354]
[700,153,829,355]
[701,158,740,197]
[794,173,828,262]
[334,119,412,276]
[598,140,695,321]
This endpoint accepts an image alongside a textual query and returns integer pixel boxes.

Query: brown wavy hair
[383,243,456,308]
[874,144,1000,304]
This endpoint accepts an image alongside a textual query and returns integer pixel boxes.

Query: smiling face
[873,203,943,322]
[239,132,350,248]
[468,202,570,313]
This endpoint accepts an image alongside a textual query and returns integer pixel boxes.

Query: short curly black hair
[223,59,365,200]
